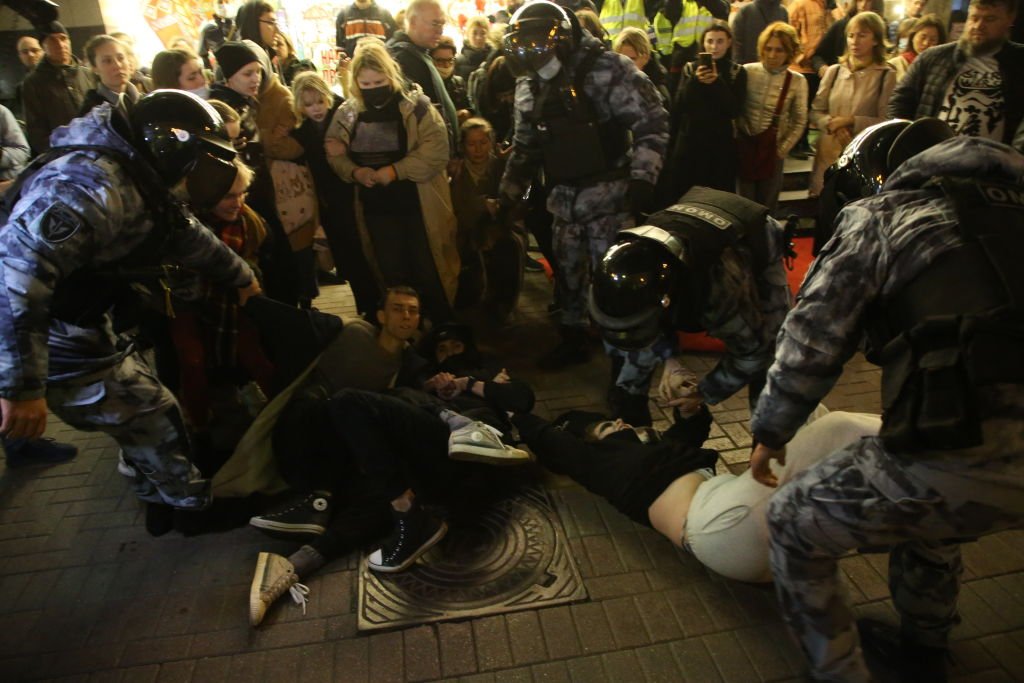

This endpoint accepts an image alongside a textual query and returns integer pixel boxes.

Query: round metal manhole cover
[358,486,586,630]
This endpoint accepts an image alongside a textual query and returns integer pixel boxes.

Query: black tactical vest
[632,187,771,331]
[529,46,630,186]
[868,177,1024,452]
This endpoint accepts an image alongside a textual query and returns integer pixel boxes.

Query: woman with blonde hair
[736,22,808,212]
[808,11,895,196]
[326,40,459,323]
[455,15,492,79]
[613,27,670,106]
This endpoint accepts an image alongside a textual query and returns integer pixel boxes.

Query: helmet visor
[504,22,561,73]
[588,286,664,351]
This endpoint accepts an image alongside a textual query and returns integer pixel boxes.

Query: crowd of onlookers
[0,0,1020,453]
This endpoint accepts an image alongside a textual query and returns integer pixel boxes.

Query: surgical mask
[535,56,562,81]
[188,85,210,99]
[361,85,393,108]
[436,64,455,79]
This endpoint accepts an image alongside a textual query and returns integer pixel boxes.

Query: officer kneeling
[0,90,261,513]
[750,119,1024,682]
[589,186,793,426]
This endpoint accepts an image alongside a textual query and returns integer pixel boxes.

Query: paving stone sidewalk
[1,272,1023,682]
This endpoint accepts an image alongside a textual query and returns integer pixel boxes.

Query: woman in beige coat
[809,11,896,195]
[327,41,458,323]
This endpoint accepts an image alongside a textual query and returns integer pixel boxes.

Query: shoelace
[289,582,310,615]
[476,422,505,440]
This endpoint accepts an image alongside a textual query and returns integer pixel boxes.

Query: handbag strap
[769,70,793,127]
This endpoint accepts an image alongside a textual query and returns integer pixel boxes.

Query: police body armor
[868,177,1024,452]
[1,145,184,327]
[529,45,630,187]
[629,187,772,331]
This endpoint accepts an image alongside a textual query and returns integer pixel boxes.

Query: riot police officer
[750,119,1024,682]
[499,0,669,370]
[589,186,793,425]
[0,90,260,512]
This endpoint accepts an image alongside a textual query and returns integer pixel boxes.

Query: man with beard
[889,0,1023,152]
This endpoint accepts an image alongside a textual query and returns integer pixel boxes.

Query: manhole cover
[357,485,586,631]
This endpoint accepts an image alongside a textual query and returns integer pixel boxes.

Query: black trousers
[512,413,717,526]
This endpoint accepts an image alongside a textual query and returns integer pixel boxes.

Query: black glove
[628,179,656,221]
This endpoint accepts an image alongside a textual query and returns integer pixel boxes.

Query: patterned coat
[0,105,255,400]
[751,136,1024,449]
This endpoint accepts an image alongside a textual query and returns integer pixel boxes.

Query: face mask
[535,56,562,81]
[188,85,210,99]
[361,85,392,108]
[436,64,455,79]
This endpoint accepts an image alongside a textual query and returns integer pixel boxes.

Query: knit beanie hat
[37,21,68,43]
[215,41,262,80]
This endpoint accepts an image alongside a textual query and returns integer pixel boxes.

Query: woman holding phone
[661,20,747,203]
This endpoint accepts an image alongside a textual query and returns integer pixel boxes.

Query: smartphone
[698,52,713,69]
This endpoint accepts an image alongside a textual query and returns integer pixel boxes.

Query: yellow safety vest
[599,0,647,38]
[652,1,714,55]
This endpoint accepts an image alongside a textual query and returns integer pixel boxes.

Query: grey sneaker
[249,552,309,626]
[448,422,533,466]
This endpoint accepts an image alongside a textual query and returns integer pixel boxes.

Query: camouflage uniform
[0,106,255,508]
[611,215,792,404]
[750,137,1024,682]
[500,34,669,327]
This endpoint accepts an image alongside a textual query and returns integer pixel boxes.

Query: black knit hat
[37,20,68,42]
[215,41,261,80]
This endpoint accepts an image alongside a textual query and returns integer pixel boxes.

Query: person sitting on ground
[247,286,527,540]
[516,406,879,583]
[79,35,143,118]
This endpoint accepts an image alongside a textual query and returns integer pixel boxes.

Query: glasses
[429,20,446,29]
[432,57,455,65]
[259,19,278,27]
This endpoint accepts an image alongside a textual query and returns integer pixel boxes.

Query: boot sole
[448,445,533,465]
[248,518,326,536]
[249,552,271,626]
[368,520,449,573]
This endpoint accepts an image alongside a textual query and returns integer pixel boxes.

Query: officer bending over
[499,0,669,370]
[750,120,1024,682]
[589,186,792,425]
[0,91,261,512]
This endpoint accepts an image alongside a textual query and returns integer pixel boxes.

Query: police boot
[608,386,653,427]
[537,326,591,371]
[856,618,949,683]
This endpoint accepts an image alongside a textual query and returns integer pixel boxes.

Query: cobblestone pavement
[2,272,1023,682]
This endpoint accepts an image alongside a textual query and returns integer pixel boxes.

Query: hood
[49,104,138,159]
[884,136,1024,191]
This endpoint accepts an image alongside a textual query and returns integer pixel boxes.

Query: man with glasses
[387,0,460,153]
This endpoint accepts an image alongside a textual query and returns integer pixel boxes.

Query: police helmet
[588,237,679,350]
[824,118,955,210]
[130,90,237,187]
[503,0,579,76]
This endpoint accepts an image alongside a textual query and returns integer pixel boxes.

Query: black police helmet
[130,89,237,187]
[825,117,955,209]
[589,238,678,351]
[503,0,578,76]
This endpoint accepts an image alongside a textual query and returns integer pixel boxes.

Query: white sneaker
[116,449,136,478]
[448,422,533,466]
[249,552,309,626]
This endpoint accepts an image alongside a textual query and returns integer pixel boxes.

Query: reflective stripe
[653,1,714,52]
[599,0,647,37]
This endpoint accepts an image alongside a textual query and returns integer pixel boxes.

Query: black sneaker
[249,492,332,537]
[367,505,448,573]
[3,437,78,468]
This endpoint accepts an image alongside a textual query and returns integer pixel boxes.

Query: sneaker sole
[249,552,271,626]
[248,518,327,536]
[448,445,533,466]
[368,520,449,574]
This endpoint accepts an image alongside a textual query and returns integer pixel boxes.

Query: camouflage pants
[766,422,1024,681]
[551,182,631,327]
[46,353,210,509]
